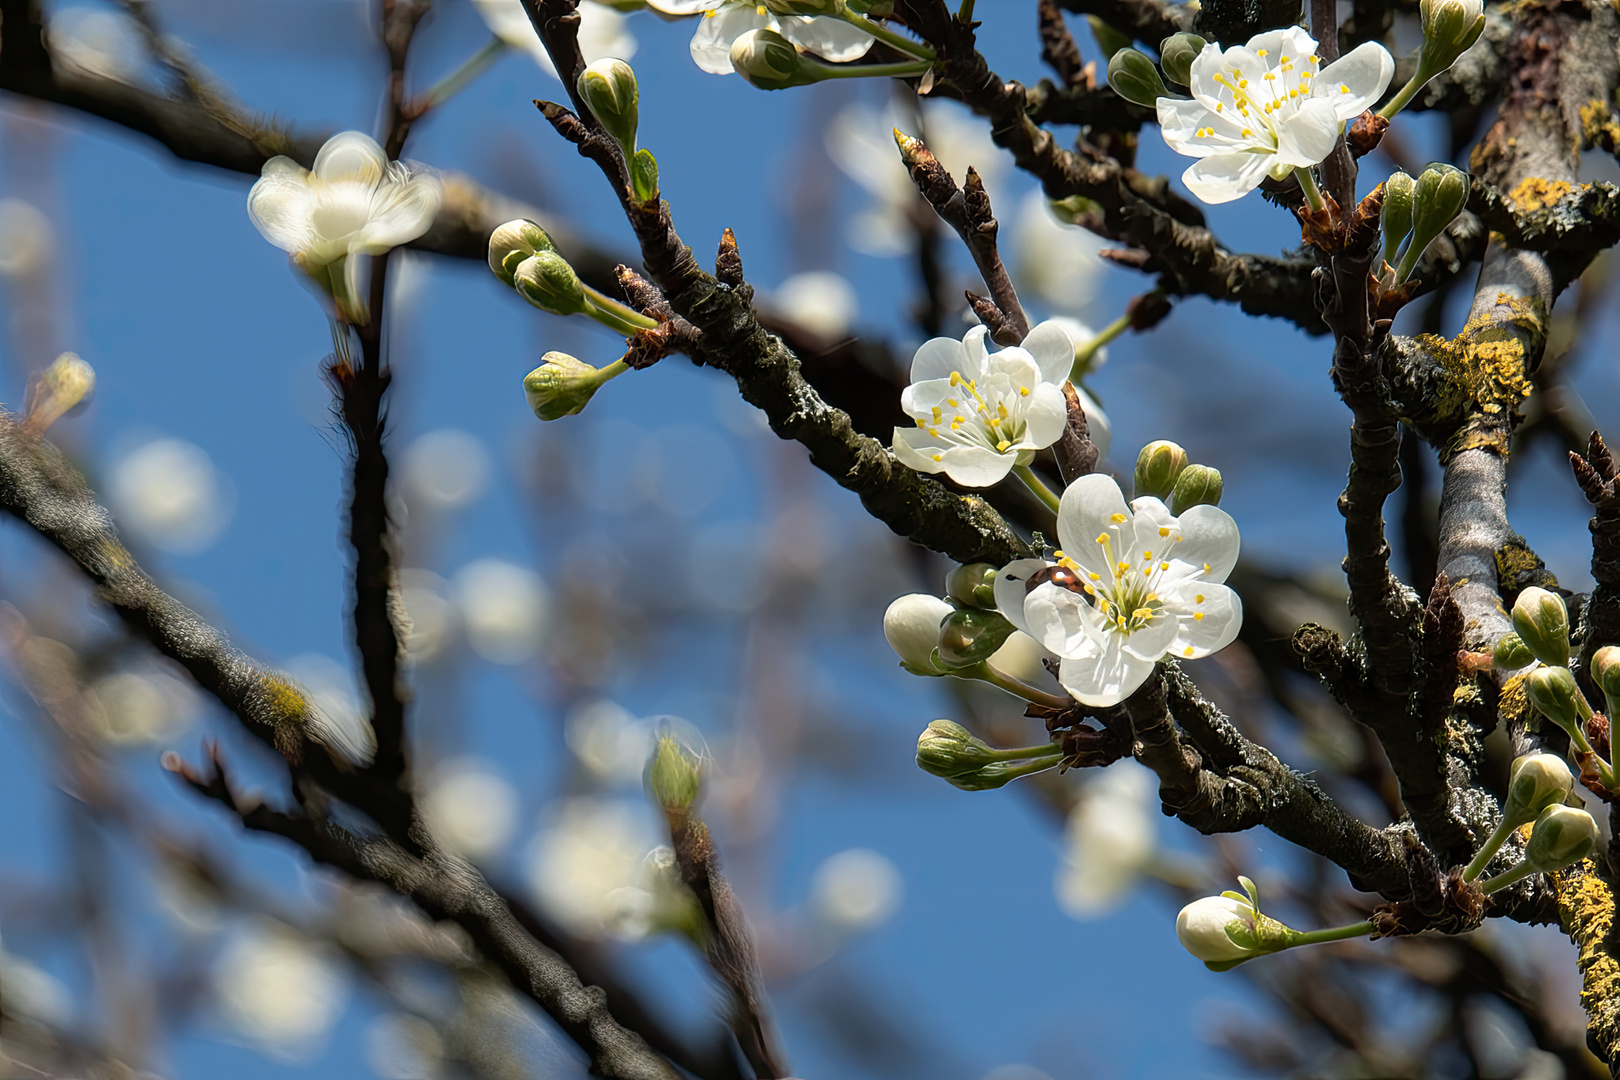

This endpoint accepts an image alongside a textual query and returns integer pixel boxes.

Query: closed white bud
[24,352,95,431]
[1175,895,1259,963]
[487,219,554,286]
[729,29,808,91]
[1502,752,1574,830]
[1419,0,1485,74]
[524,352,607,421]
[578,58,640,155]
[1524,804,1598,873]
[882,593,952,675]
[1513,586,1571,669]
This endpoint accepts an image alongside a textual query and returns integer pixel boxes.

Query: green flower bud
[729,29,811,91]
[524,352,609,420]
[513,252,589,317]
[1403,163,1470,276]
[1512,586,1571,668]
[1492,631,1534,671]
[647,734,702,814]
[944,563,999,609]
[1418,0,1485,75]
[488,219,554,286]
[883,593,953,675]
[1170,464,1223,513]
[577,58,640,156]
[1158,33,1206,86]
[1592,645,1620,699]
[1502,752,1575,831]
[944,760,1058,791]
[1526,665,1582,734]
[935,607,1016,668]
[1381,171,1415,264]
[915,719,998,778]
[1134,440,1188,500]
[630,148,660,204]
[1085,17,1133,61]
[1106,48,1170,108]
[1523,804,1598,873]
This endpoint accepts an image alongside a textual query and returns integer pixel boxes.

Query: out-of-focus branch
[1051,0,1188,48]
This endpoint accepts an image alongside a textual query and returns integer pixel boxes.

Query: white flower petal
[1021,384,1070,450]
[1165,503,1241,583]
[1316,41,1395,119]
[1273,97,1340,167]
[1055,472,1131,558]
[1181,151,1275,204]
[993,559,1050,637]
[1116,607,1179,661]
[648,0,722,12]
[1157,98,1250,159]
[689,4,767,73]
[957,326,991,382]
[911,336,972,383]
[247,165,316,254]
[312,131,388,186]
[1162,583,1242,658]
[936,445,1017,486]
[1025,583,1103,657]
[891,426,950,473]
[1058,639,1157,707]
[353,173,442,253]
[776,14,873,63]
[1020,320,1077,385]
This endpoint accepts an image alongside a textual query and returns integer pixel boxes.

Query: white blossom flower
[649,0,871,75]
[827,101,1001,257]
[46,5,145,83]
[525,798,658,938]
[808,848,903,933]
[1054,761,1156,918]
[453,558,549,664]
[108,437,232,554]
[1175,894,1260,963]
[1155,27,1394,204]
[773,270,858,338]
[400,429,491,514]
[0,199,52,280]
[891,322,1075,487]
[420,757,519,860]
[1012,191,1104,314]
[216,919,347,1060]
[247,131,441,310]
[601,846,700,941]
[994,473,1242,706]
[474,0,636,78]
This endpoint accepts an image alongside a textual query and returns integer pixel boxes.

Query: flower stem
[1480,859,1540,895]
[1070,304,1141,382]
[959,660,1073,711]
[837,8,936,60]
[1393,243,1424,284]
[1461,818,1516,882]
[1013,464,1063,514]
[416,36,507,110]
[582,286,659,336]
[984,741,1065,763]
[1376,68,1431,120]
[958,0,976,21]
[808,57,935,81]
[1294,167,1326,213]
[1287,920,1375,948]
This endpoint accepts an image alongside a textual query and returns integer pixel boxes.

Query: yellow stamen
[1109,513,1126,523]
[1194,612,1205,621]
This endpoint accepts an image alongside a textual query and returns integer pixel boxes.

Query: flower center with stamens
[1058,518,1195,639]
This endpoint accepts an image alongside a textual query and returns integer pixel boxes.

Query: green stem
[959,660,1073,711]
[1376,68,1430,121]
[1070,305,1139,382]
[1462,817,1518,882]
[958,0,976,21]
[1480,859,1541,895]
[984,742,1065,763]
[582,286,659,336]
[1393,241,1424,284]
[595,357,631,384]
[808,57,934,80]
[987,757,1064,784]
[1287,920,1375,948]
[417,37,507,110]
[1294,167,1326,212]
[837,8,936,59]
[1013,464,1063,515]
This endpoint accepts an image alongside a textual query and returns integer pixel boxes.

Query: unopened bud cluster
[914,719,1061,791]
[1133,439,1223,512]
[1382,163,1469,283]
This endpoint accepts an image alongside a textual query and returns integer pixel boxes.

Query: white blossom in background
[525,798,658,938]
[808,848,903,934]
[1055,761,1156,918]
[247,131,441,313]
[400,429,491,514]
[420,757,519,860]
[649,0,871,75]
[398,569,455,664]
[365,1013,445,1080]
[474,0,636,78]
[216,919,347,1061]
[995,473,1242,706]
[0,947,73,1029]
[89,667,200,745]
[827,101,1002,257]
[891,322,1075,487]
[602,846,700,941]
[454,558,549,664]
[1156,27,1394,204]
[285,653,375,766]
[773,270,858,339]
[0,199,52,280]
[1012,191,1104,315]
[46,5,145,82]
[565,699,655,785]
[108,437,232,554]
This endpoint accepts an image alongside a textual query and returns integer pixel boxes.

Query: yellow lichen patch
[1507,176,1576,213]
[1495,541,1554,592]
[1580,99,1620,152]
[261,675,311,724]
[1452,680,1484,708]
[1553,861,1620,1060]
[1499,670,1531,727]
[96,535,134,575]
[1412,294,1542,450]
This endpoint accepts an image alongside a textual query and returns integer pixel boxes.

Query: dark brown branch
[894,131,1028,344]
[1052,0,1188,48]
